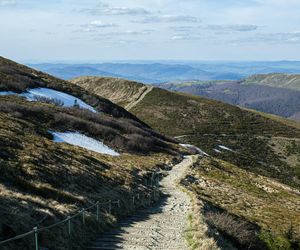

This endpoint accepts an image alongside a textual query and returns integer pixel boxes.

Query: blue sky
[1,0,300,62]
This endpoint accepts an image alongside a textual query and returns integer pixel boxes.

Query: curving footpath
[86,155,197,250]
[125,86,153,111]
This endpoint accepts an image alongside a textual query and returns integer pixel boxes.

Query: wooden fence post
[151,172,155,187]
[67,216,71,236]
[82,209,85,225]
[33,227,38,250]
[109,200,112,214]
[96,202,99,222]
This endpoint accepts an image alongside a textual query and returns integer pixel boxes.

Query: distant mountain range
[29,63,243,83]
[29,61,300,83]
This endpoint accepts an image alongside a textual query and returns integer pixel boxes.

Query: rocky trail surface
[86,155,197,250]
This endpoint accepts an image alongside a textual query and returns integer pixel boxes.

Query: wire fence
[0,184,161,249]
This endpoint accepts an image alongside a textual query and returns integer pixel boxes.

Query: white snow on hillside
[0,91,16,96]
[50,131,120,156]
[0,88,97,113]
[218,145,234,152]
[213,149,222,153]
[180,143,209,156]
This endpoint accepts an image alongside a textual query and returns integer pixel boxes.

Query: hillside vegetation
[183,156,300,249]
[0,57,181,249]
[71,76,148,107]
[159,76,300,121]
[73,76,300,248]
[243,73,300,91]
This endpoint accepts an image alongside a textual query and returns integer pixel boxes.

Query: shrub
[205,211,260,248]
[0,98,172,154]
[33,95,64,106]
[259,231,292,250]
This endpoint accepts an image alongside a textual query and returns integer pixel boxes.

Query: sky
[1,0,300,62]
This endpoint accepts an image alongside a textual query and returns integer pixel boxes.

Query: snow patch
[0,91,16,96]
[218,145,234,152]
[50,131,120,156]
[180,143,209,156]
[0,88,97,113]
[213,149,222,153]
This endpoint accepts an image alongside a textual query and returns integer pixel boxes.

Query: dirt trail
[86,155,198,250]
[125,86,153,111]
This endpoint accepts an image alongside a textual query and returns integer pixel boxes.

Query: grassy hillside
[73,76,300,188]
[0,57,182,249]
[130,88,300,186]
[183,156,300,249]
[159,80,300,121]
[0,57,142,121]
[71,76,148,107]
[73,76,300,248]
[243,73,300,91]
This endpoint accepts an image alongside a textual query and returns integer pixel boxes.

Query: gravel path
[86,155,197,250]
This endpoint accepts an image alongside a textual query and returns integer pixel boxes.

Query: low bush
[259,231,292,250]
[33,95,64,106]
[204,211,263,249]
[0,98,172,154]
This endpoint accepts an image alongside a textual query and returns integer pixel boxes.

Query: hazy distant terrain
[29,61,300,83]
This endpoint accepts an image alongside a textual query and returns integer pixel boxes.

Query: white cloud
[204,24,258,32]
[1,0,300,61]
[171,24,258,33]
[82,2,151,16]
[89,20,117,28]
[235,31,300,43]
[93,29,154,37]
[134,15,201,23]
[79,20,117,32]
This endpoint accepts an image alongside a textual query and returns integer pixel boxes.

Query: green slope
[243,73,300,91]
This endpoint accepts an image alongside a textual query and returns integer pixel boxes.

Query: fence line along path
[86,155,197,250]
[0,187,159,249]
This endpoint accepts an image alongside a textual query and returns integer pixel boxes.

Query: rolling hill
[159,81,300,121]
[243,73,300,91]
[73,76,300,249]
[0,57,182,249]
[71,76,149,108]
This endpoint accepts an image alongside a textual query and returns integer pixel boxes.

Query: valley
[73,75,300,249]
[159,73,300,121]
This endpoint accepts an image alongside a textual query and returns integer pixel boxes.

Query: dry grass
[71,76,148,108]
[0,104,180,249]
[183,156,300,248]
